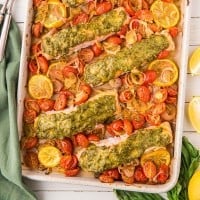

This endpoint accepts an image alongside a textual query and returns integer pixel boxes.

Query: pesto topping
[62,0,85,7]
[79,127,171,173]
[84,35,169,86]
[35,94,116,139]
[41,9,126,58]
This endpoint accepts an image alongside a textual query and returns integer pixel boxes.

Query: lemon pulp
[188,170,200,200]
[189,47,200,75]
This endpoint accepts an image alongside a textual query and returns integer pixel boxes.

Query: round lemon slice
[141,148,171,167]
[44,0,67,29]
[38,146,62,168]
[150,0,180,28]
[148,59,178,87]
[188,97,200,133]
[28,74,53,99]
[188,170,200,200]
[189,47,200,75]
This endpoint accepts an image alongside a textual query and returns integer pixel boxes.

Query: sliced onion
[130,69,145,85]
[109,78,122,89]
[160,67,174,83]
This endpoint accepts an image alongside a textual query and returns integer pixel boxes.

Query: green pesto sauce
[41,9,126,58]
[35,95,116,139]
[84,35,169,86]
[79,127,171,173]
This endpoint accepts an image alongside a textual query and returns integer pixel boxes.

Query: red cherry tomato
[60,155,74,170]
[117,25,128,36]
[37,56,49,74]
[28,59,38,74]
[75,133,89,148]
[21,137,38,149]
[73,13,89,25]
[153,88,168,103]
[132,114,145,129]
[123,0,135,16]
[167,84,178,96]
[156,164,169,183]
[119,90,133,103]
[37,99,55,112]
[166,96,177,104]
[74,91,89,105]
[32,22,43,38]
[99,174,114,183]
[87,134,100,142]
[91,43,103,57]
[161,103,176,121]
[143,70,157,85]
[79,48,94,63]
[31,43,41,55]
[134,166,148,183]
[96,1,112,15]
[111,119,124,131]
[142,161,157,179]
[106,35,122,45]
[169,27,179,38]
[157,50,170,59]
[123,119,133,135]
[23,151,39,169]
[56,138,73,154]
[62,66,78,77]
[103,168,120,180]
[54,93,68,111]
[149,102,166,115]
[23,109,37,124]
[136,85,151,103]
[65,167,80,177]
[24,98,40,113]
[79,84,92,95]
[145,113,161,126]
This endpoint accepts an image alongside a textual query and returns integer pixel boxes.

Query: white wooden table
[2,0,200,199]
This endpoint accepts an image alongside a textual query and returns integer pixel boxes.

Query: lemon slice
[148,59,178,87]
[28,74,53,99]
[47,61,66,76]
[189,47,200,75]
[150,0,180,28]
[141,149,171,167]
[188,170,200,200]
[38,146,62,168]
[44,0,67,29]
[188,97,200,133]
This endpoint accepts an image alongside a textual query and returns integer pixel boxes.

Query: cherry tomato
[123,119,133,135]
[24,98,40,113]
[31,43,41,55]
[65,167,80,176]
[148,23,161,33]
[166,96,177,104]
[21,137,38,149]
[132,114,145,129]
[62,66,78,77]
[73,13,89,25]
[74,91,89,105]
[161,103,176,121]
[135,10,153,22]
[145,113,161,126]
[60,155,73,170]
[52,79,64,93]
[134,166,148,183]
[79,48,94,63]
[111,119,124,131]
[23,109,37,124]
[56,138,73,154]
[143,70,157,85]
[117,24,128,36]
[167,84,178,96]
[136,33,143,42]
[121,174,134,184]
[142,161,157,179]
[123,0,135,16]
[28,59,38,74]
[153,88,168,103]
[37,56,49,74]
[91,43,103,57]
[96,1,112,15]
[87,134,100,142]
[157,50,170,59]
[99,174,114,183]
[80,84,92,95]
[119,90,133,103]
[106,124,115,136]
[54,93,68,111]
[78,60,85,75]
[32,22,43,38]
[38,99,55,112]
[169,27,179,38]
[142,0,149,9]
[23,151,39,169]
[156,164,169,183]
[69,155,78,170]
[106,35,122,45]
[150,102,166,115]
[136,85,151,103]
[103,168,120,180]
[75,133,89,148]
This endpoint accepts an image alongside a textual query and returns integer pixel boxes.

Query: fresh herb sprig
[114,136,200,200]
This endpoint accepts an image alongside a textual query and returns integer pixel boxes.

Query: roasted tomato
[103,168,120,180]
[80,84,92,95]
[157,50,170,59]
[117,25,128,36]
[134,166,148,183]
[121,174,134,184]
[38,99,55,112]
[28,59,38,74]
[75,133,89,148]
[23,109,37,124]
[123,0,135,16]
[169,27,179,38]
[132,114,145,129]
[143,70,157,85]
[79,48,94,63]
[73,13,89,25]
[62,66,78,77]
[21,137,38,149]
[106,35,123,45]
[99,174,114,183]
[33,0,42,7]
[142,161,157,179]
[119,90,134,103]
[123,119,133,135]
[23,151,39,169]
[37,56,49,74]
[60,155,74,170]
[153,88,168,103]
[54,93,68,111]
[135,10,153,22]
[136,85,151,103]
[145,113,161,126]
[31,43,41,55]
[156,164,169,184]
[32,22,43,38]
[161,103,176,121]
[52,79,64,93]
[91,43,103,57]
[24,98,40,113]
[96,1,112,15]
[111,119,124,131]
[149,102,166,115]
[167,84,178,96]
[65,167,80,176]
[56,138,73,154]
[87,134,100,142]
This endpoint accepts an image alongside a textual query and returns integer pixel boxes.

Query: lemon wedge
[28,74,53,99]
[188,170,200,200]
[151,0,180,28]
[38,146,62,168]
[189,47,200,75]
[188,97,200,133]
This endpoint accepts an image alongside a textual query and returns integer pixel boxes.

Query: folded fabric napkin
[0,15,36,200]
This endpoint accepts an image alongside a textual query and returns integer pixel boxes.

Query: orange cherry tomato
[106,35,122,45]
[145,113,161,126]
[134,166,148,183]
[150,102,166,115]
[136,85,151,103]
[31,43,41,55]
[169,27,179,38]
[65,167,80,177]
[23,109,37,124]
[96,1,112,15]
[74,91,89,105]
[111,119,124,131]
[121,174,134,184]
[73,13,89,25]
[142,161,157,179]
[32,22,43,38]
[161,103,176,121]
[37,56,49,74]
[60,155,74,170]
[143,70,157,85]
[62,66,78,77]
[148,23,161,33]
[91,43,103,57]
[123,0,135,16]
[103,168,120,180]
[79,48,94,63]
[153,88,168,103]
[156,164,169,183]
[75,133,89,148]
[123,119,133,135]
[132,114,145,129]
[79,84,92,95]
[21,137,38,149]
[38,99,55,112]
[28,59,38,74]
[135,10,153,22]
[54,93,68,111]
[23,151,39,170]
[99,174,114,183]
[24,98,40,113]
[117,24,128,36]
[119,90,133,103]
[56,138,73,155]
[157,50,170,59]
[87,134,100,142]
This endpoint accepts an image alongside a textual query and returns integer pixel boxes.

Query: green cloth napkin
[0,17,36,200]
